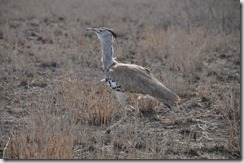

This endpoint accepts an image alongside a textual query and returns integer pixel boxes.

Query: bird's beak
[100,78,106,82]
[86,28,99,33]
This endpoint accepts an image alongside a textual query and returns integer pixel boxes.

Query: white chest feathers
[101,77,122,91]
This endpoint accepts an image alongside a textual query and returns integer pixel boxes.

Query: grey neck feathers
[100,39,117,71]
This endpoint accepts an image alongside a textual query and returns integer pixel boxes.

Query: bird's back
[106,63,180,107]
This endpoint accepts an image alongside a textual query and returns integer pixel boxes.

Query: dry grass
[0,0,240,160]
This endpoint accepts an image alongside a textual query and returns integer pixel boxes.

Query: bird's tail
[167,103,180,112]
[156,94,181,112]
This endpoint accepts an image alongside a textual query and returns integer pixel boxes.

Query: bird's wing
[108,63,180,105]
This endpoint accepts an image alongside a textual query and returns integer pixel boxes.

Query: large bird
[86,27,180,133]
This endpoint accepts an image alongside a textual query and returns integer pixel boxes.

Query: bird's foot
[133,111,143,119]
[125,106,136,112]
[105,114,128,134]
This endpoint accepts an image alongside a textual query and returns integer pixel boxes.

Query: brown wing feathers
[108,63,180,105]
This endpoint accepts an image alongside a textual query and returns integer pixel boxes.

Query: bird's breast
[101,77,123,92]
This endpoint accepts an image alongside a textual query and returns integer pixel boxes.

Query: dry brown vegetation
[0,0,240,159]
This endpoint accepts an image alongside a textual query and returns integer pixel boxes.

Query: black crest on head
[102,27,117,38]
[108,29,117,38]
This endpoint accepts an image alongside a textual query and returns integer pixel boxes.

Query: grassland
[0,0,241,159]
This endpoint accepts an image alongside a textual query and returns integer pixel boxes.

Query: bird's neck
[100,40,117,71]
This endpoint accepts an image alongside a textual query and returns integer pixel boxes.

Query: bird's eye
[99,29,102,32]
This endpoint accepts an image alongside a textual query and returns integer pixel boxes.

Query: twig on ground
[197,124,213,141]
[3,137,11,159]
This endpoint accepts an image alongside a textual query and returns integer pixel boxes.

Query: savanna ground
[0,0,241,160]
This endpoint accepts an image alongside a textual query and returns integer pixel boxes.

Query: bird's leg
[134,99,139,134]
[133,96,141,135]
[105,92,128,134]
[105,112,127,134]
[134,99,139,116]
[134,95,141,117]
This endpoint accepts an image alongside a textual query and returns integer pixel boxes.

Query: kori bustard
[86,27,180,133]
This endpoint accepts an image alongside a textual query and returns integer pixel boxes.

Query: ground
[0,0,241,159]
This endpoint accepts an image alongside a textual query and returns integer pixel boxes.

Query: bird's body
[86,27,180,133]
[102,62,180,110]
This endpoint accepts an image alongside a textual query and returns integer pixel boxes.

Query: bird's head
[86,27,117,42]
[86,27,117,71]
